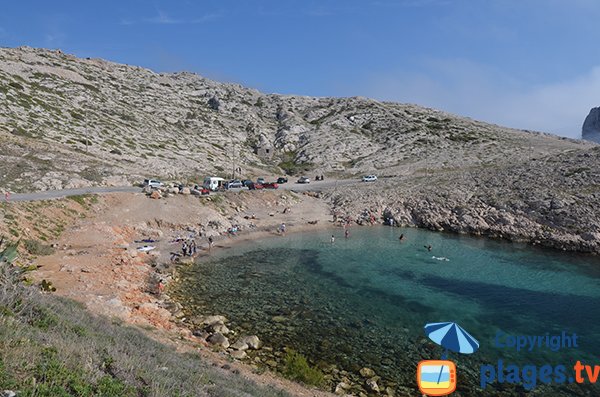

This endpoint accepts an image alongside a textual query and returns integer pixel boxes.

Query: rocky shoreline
[328,147,600,256]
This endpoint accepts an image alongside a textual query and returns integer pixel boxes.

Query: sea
[173,226,600,395]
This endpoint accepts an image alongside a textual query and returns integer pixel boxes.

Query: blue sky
[1,0,600,138]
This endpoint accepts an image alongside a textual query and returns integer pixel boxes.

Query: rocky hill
[2,46,600,254]
[583,107,600,144]
[0,46,590,192]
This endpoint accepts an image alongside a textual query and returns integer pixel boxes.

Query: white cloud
[123,10,221,25]
[363,59,600,138]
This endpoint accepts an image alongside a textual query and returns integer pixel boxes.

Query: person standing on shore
[331,235,335,244]
[4,191,9,202]
[344,229,349,239]
[208,236,213,251]
[279,222,286,236]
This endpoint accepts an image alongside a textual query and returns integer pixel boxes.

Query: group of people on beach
[181,240,197,256]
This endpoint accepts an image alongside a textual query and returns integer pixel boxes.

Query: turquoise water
[174,227,600,394]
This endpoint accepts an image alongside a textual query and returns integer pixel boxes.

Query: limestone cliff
[582,107,600,144]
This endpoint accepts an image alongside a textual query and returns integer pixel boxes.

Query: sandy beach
[31,189,338,396]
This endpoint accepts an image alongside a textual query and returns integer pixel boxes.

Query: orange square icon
[417,360,457,396]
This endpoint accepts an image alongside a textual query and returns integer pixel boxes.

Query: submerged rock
[359,367,376,378]
[366,378,380,393]
[335,382,351,394]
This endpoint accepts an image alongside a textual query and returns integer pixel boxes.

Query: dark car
[242,179,253,187]
[297,176,310,184]
[276,177,288,184]
[263,182,279,189]
[248,182,264,190]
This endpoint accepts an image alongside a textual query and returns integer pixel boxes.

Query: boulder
[207,333,229,348]
[238,335,262,349]
[211,323,230,335]
[150,190,162,199]
[181,187,191,195]
[230,340,249,351]
[229,350,247,359]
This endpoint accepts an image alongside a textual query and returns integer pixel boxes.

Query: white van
[203,177,225,191]
[144,179,163,188]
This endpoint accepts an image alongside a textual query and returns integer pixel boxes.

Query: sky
[1,0,600,138]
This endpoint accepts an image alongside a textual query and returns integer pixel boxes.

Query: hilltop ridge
[0,46,589,192]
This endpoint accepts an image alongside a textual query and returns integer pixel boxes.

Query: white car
[297,176,310,184]
[362,175,377,182]
[144,179,163,188]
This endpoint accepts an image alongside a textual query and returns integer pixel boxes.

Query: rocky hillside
[0,46,591,192]
[328,144,600,253]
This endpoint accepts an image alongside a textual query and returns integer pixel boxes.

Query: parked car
[362,175,378,182]
[247,182,264,190]
[193,185,210,195]
[227,179,243,189]
[263,182,279,189]
[297,176,310,184]
[242,179,253,187]
[276,177,288,184]
[143,179,163,189]
[257,177,266,184]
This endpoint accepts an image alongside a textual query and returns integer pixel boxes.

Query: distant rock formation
[582,107,600,143]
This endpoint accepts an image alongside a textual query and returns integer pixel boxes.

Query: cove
[173,227,600,394]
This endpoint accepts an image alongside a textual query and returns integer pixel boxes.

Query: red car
[248,182,264,190]
[263,182,279,189]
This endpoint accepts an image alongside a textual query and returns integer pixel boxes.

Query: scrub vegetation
[0,265,289,397]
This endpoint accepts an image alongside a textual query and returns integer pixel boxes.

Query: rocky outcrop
[582,107,600,144]
[329,146,600,254]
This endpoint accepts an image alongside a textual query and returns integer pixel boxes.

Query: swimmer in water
[424,245,432,251]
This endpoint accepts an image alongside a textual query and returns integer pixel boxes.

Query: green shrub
[66,194,98,207]
[24,239,55,256]
[282,349,324,386]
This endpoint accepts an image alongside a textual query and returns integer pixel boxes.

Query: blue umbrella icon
[424,322,479,384]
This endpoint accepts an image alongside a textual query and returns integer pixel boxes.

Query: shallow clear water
[174,227,600,394]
